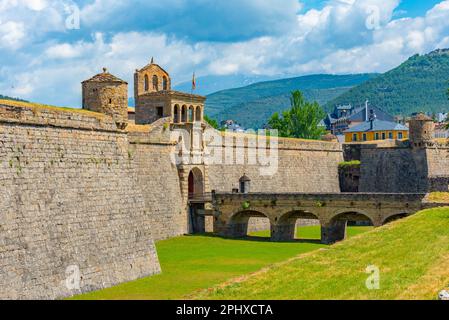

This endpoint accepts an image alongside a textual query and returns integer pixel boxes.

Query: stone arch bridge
[211,193,438,244]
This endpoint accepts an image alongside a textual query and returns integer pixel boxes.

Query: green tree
[204,115,220,130]
[268,90,326,139]
[446,85,449,129]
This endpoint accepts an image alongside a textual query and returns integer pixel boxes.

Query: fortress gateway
[0,60,448,299]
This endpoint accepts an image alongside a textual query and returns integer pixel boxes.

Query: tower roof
[82,68,127,84]
[412,113,432,121]
[136,58,170,76]
[239,174,251,182]
[321,133,338,142]
[344,119,409,133]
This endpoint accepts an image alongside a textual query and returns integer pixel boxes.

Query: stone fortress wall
[0,103,161,299]
[0,99,345,299]
[1,60,447,300]
[127,120,187,241]
[359,116,449,193]
[207,134,342,194]
[206,133,343,232]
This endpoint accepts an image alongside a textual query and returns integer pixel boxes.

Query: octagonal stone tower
[82,68,129,129]
[409,113,435,147]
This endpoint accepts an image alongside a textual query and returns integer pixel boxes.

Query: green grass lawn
[73,226,370,300]
[195,208,449,300]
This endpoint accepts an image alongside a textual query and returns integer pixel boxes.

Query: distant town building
[324,101,395,135]
[221,120,245,132]
[435,123,449,139]
[437,112,448,123]
[344,110,409,143]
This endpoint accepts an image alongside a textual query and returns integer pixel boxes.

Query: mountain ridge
[324,49,449,116]
[205,73,379,129]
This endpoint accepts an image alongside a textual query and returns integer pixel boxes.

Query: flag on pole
[192,72,196,91]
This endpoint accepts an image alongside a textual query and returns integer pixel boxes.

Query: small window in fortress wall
[157,107,163,118]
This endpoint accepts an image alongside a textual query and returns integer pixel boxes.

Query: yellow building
[344,119,409,143]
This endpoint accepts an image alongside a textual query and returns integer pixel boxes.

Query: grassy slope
[195,208,449,300]
[73,226,369,300]
[0,98,103,118]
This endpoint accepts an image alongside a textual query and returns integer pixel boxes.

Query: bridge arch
[226,210,272,239]
[382,212,411,225]
[321,210,375,245]
[272,210,321,242]
[330,210,375,226]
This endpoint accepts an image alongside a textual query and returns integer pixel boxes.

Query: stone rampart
[0,102,161,299]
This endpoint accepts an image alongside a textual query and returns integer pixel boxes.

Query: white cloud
[24,0,48,11]
[0,0,69,50]
[1,0,449,107]
[80,0,302,42]
[0,21,25,49]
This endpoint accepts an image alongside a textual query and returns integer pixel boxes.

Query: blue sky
[301,0,443,16]
[1,0,449,106]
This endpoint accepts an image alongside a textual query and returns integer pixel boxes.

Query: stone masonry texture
[1,96,448,299]
[207,137,343,194]
[359,141,449,193]
[0,104,160,300]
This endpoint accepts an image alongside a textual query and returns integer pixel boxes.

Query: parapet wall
[0,102,161,299]
[128,122,187,241]
[359,140,449,193]
[425,145,449,192]
[207,133,343,194]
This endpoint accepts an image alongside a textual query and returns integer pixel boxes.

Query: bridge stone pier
[211,193,436,244]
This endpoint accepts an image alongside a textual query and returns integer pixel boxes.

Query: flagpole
[191,71,195,108]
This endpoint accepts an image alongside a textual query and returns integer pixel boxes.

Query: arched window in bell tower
[163,76,168,91]
[152,75,159,91]
[196,106,202,122]
[144,75,149,92]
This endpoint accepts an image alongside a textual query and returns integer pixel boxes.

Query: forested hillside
[0,95,27,103]
[325,49,449,116]
[206,74,377,129]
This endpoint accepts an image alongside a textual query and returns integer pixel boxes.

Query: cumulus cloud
[1,0,449,107]
[80,0,302,42]
[0,21,25,49]
[0,0,70,50]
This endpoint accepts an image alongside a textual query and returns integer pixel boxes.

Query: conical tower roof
[82,68,127,84]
